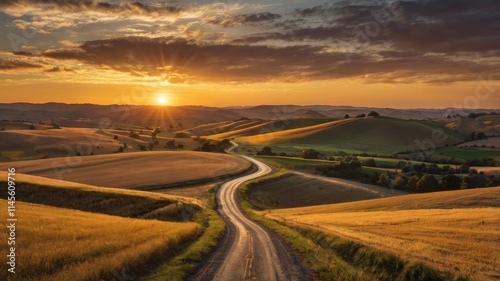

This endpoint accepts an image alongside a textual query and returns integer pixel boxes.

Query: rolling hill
[266,187,500,281]
[0,151,250,189]
[0,199,201,281]
[238,116,467,155]
[434,115,500,136]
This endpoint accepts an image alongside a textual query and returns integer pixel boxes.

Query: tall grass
[0,200,201,281]
[240,176,461,281]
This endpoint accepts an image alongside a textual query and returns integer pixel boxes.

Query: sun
[157,95,168,105]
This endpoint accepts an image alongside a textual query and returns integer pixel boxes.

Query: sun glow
[157,95,168,105]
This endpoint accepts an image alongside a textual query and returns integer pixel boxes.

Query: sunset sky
[0,0,498,108]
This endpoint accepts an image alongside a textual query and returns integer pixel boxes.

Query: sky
[0,0,499,108]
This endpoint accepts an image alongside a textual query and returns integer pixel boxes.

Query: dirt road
[189,144,314,281]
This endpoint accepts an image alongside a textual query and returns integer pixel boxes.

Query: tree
[129,131,140,139]
[29,124,36,130]
[113,135,119,140]
[441,174,462,190]
[363,158,377,167]
[257,146,273,156]
[367,111,380,117]
[470,131,477,140]
[301,149,321,159]
[177,143,184,150]
[416,175,440,191]
[344,114,350,119]
[477,132,487,139]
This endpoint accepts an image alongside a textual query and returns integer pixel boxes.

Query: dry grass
[267,187,500,280]
[247,171,405,209]
[0,151,250,189]
[0,200,201,281]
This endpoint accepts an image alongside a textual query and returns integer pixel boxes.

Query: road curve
[189,143,314,281]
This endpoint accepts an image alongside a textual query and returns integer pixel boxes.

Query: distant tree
[165,140,176,149]
[407,174,422,190]
[470,131,477,140]
[113,135,119,140]
[257,146,273,156]
[416,174,440,191]
[441,174,462,190]
[174,132,191,138]
[177,143,184,150]
[117,146,124,153]
[344,114,350,119]
[477,132,487,139]
[356,114,366,118]
[349,160,362,169]
[138,144,147,151]
[363,158,377,167]
[458,164,470,174]
[367,111,381,117]
[168,125,174,132]
[29,124,36,130]
[301,149,321,159]
[129,131,140,139]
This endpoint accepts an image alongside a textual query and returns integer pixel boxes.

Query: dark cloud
[208,12,282,27]
[278,0,500,54]
[46,67,74,73]
[41,36,496,84]
[0,58,43,71]
[13,51,33,56]
[0,0,182,16]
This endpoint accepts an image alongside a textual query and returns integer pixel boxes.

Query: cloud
[0,58,43,71]
[0,0,183,17]
[208,12,282,27]
[41,36,497,84]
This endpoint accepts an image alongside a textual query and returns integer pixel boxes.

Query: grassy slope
[0,200,201,281]
[266,187,500,281]
[239,117,466,155]
[0,171,226,281]
[246,171,405,209]
[0,151,250,189]
[207,118,337,140]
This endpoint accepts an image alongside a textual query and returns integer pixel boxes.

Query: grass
[266,187,500,281]
[435,147,500,161]
[239,175,458,281]
[7,181,200,221]
[239,117,466,155]
[140,185,226,281]
[0,200,201,281]
[0,151,250,189]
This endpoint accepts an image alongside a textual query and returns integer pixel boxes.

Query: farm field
[265,187,500,281]
[0,200,201,281]
[239,117,466,155]
[247,171,405,209]
[0,151,250,189]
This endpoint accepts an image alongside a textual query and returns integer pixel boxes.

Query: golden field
[0,151,250,189]
[266,187,500,280]
[0,200,201,281]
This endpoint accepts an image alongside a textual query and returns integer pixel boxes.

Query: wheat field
[0,200,201,281]
[267,187,500,280]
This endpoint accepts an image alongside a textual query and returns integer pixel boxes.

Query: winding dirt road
[189,143,315,281]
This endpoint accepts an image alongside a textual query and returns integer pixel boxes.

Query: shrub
[363,158,377,167]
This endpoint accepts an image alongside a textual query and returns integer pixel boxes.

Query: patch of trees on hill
[194,139,232,153]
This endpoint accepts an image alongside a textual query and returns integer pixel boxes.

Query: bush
[301,149,321,159]
[417,175,440,191]
[363,158,377,167]
[441,174,462,190]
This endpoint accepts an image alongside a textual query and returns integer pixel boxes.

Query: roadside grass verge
[239,173,460,281]
[139,186,226,281]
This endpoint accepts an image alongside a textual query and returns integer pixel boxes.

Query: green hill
[239,117,466,155]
